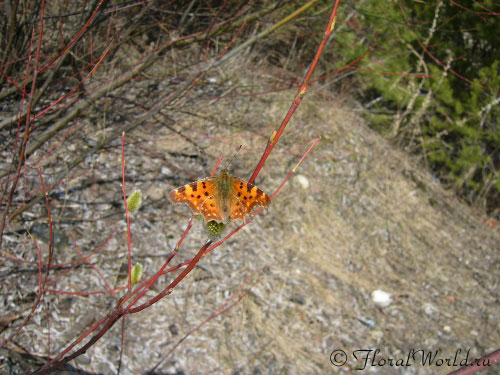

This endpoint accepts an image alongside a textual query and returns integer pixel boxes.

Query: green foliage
[335,0,499,215]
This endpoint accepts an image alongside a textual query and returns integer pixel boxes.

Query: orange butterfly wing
[168,179,224,222]
[169,172,270,223]
[229,177,270,221]
[228,196,246,221]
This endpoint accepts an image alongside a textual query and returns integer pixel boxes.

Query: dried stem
[249,0,341,184]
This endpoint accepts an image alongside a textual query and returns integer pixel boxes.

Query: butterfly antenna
[224,145,242,170]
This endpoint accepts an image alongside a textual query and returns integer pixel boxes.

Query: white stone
[295,174,310,189]
[371,289,392,308]
[423,302,438,316]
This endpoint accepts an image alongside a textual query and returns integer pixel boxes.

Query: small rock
[424,337,438,347]
[371,330,384,342]
[358,316,375,328]
[289,294,306,305]
[295,174,310,189]
[423,302,438,317]
[147,186,164,201]
[169,324,179,336]
[161,167,171,175]
[371,289,392,308]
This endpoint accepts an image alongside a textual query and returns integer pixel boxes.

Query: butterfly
[168,168,271,223]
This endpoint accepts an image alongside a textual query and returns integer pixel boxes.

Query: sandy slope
[1,61,498,375]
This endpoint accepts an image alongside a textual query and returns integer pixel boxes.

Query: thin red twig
[446,348,500,375]
[72,237,117,299]
[0,168,55,351]
[248,0,341,184]
[148,271,259,373]
[29,2,338,371]
[46,227,118,286]
[34,241,212,375]
[0,235,44,349]
[34,45,112,119]
[38,0,106,73]
[121,132,133,290]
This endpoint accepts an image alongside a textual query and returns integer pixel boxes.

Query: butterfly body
[168,169,270,223]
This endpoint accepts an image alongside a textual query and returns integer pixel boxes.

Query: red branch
[29,2,340,372]
[121,132,133,290]
[249,0,341,184]
[447,348,500,375]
